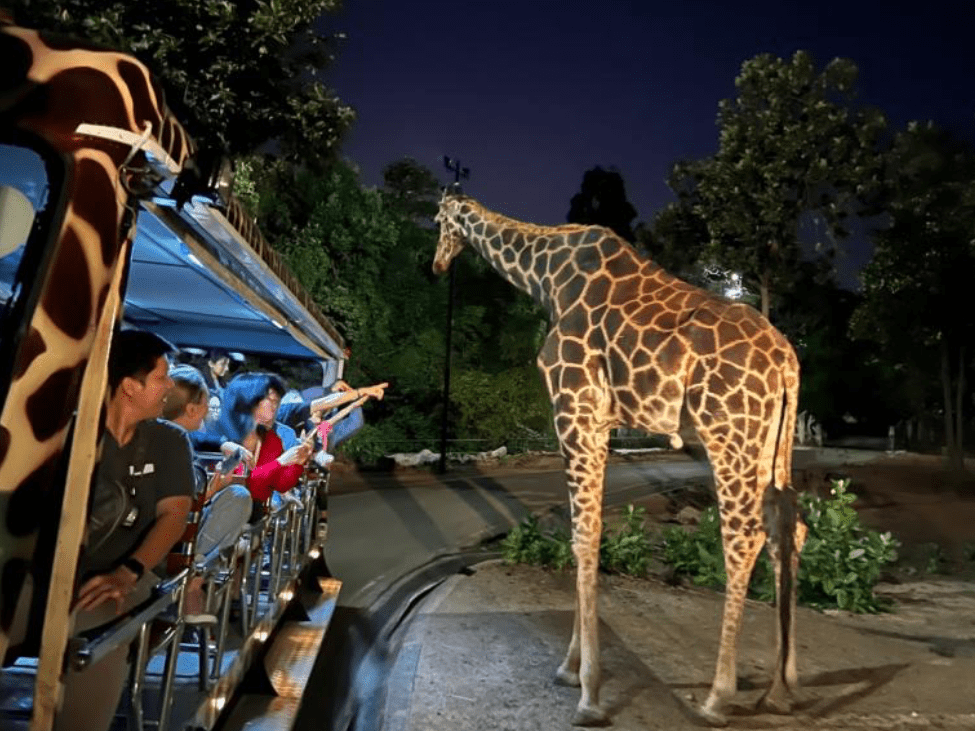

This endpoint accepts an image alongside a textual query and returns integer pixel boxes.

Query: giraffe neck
[457,204,610,318]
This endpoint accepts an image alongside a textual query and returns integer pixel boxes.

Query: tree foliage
[852,122,975,469]
[567,166,638,242]
[9,0,354,164]
[235,157,554,458]
[677,51,887,317]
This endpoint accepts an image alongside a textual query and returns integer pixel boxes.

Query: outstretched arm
[309,382,388,416]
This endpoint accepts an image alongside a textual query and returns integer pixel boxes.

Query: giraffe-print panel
[0,22,195,657]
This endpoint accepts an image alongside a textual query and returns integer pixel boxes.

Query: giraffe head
[432,190,468,274]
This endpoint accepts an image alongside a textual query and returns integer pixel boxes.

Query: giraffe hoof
[571,705,610,727]
[759,689,792,714]
[697,702,728,727]
[554,667,580,687]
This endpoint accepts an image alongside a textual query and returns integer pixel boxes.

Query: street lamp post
[438,156,469,474]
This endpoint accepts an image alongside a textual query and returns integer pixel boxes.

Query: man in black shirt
[58,329,194,731]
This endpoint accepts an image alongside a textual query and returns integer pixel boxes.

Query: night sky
[325,1,973,286]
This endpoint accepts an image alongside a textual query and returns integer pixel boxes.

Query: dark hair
[163,364,209,420]
[208,348,230,364]
[216,372,286,442]
[108,328,175,395]
[277,390,311,432]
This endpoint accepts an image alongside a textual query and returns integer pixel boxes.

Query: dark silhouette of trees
[567,167,638,241]
[8,0,353,166]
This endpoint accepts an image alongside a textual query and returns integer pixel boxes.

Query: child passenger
[164,366,253,615]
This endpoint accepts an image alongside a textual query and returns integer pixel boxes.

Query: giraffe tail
[762,381,804,704]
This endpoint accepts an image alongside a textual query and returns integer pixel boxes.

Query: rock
[677,506,701,525]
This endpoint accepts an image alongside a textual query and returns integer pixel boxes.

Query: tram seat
[126,474,208,730]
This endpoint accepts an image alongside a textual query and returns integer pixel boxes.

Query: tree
[382,157,441,223]
[237,158,555,457]
[567,166,638,241]
[682,51,886,318]
[8,0,354,165]
[852,122,975,473]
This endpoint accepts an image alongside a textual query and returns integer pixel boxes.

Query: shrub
[600,505,654,577]
[501,506,655,576]
[661,478,900,613]
[797,478,899,612]
[501,515,573,570]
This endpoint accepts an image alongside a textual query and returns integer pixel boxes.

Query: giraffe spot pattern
[26,365,83,442]
[7,452,61,538]
[42,227,92,340]
[0,426,9,465]
[12,328,46,380]
[434,197,804,701]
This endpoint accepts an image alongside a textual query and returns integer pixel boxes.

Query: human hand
[221,441,254,468]
[277,441,314,466]
[75,565,139,613]
[330,380,351,393]
[359,382,389,401]
[204,472,234,502]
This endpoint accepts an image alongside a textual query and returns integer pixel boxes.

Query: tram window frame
[0,132,69,392]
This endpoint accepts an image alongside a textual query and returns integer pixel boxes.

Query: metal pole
[438,264,455,473]
[438,157,469,474]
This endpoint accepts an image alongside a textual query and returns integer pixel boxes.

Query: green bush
[661,478,900,613]
[660,506,734,591]
[501,515,573,570]
[501,506,655,577]
[600,505,654,577]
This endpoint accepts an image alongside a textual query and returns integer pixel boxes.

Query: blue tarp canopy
[125,202,343,360]
[1,142,344,362]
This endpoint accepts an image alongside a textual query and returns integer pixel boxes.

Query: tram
[0,16,348,731]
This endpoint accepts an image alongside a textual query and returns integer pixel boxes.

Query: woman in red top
[216,372,312,502]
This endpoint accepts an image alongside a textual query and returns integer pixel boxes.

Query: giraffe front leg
[555,590,581,687]
[555,423,611,726]
[567,523,608,726]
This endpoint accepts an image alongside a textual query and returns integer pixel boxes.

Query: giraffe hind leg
[761,486,807,714]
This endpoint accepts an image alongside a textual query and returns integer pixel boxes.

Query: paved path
[304,448,887,731]
[325,447,883,609]
[326,457,711,608]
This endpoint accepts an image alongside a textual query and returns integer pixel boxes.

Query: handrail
[67,569,189,671]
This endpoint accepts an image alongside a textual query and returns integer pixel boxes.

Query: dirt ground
[404,451,975,730]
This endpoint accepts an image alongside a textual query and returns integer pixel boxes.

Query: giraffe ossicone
[434,192,807,726]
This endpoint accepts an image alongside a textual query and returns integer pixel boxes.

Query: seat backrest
[165,464,208,575]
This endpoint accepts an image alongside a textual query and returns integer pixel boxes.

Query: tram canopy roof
[0,143,345,362]
[124,196,345,361]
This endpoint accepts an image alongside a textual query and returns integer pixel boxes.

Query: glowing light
[212,695,226,712]
[279,589,294,602]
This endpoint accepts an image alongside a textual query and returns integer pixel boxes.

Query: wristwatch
[121,556,145,579]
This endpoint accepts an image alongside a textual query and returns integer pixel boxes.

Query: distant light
[212,695,226,712]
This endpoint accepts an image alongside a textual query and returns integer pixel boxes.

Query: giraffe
[433,193,806,726]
